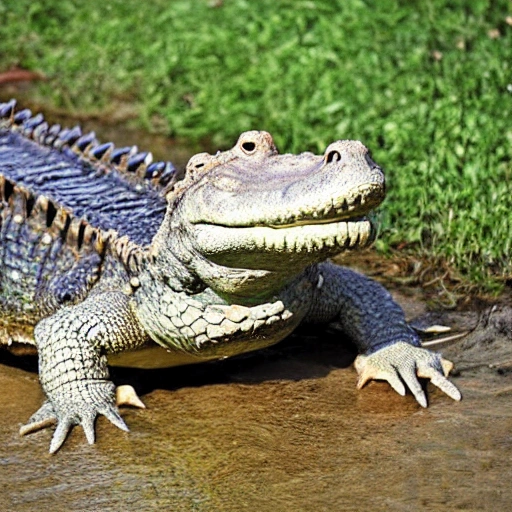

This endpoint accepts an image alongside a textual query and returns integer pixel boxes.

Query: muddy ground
[1,258,511,512]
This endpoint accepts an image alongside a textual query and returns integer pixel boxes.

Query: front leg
[305,262,461,406]
[20,291,149,453]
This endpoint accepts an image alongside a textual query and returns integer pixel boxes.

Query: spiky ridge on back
[0,99,176,247]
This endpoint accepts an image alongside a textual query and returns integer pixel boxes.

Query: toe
[116,385,146,409]
[81,412,97,445]
[429,373,462,401]
[19,401,57,436]
[100,405,129,433]
[383,372,407,397]
[49,417,75,454]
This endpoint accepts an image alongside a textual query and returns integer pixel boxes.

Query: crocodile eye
[235,131,277,156]
[326,150,341,163]
[241,141,256,154]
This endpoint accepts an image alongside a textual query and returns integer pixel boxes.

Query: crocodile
[0,99,461,453]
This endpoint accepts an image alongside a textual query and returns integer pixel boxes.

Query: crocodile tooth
[337,222,348,245]
[324,234,335,248]
[347,222,360,247]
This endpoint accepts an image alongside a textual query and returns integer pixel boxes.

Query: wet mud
[1,276,511,512]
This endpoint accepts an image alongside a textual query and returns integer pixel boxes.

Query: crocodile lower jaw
[190,218,375,257]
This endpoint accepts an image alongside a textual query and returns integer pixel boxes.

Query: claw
[22,379,130,453]
[356,362,406,396]
[82,413,97,445]
[49,417,75,454]
[417,364,462,402]
[440,358,454,377]
[401,367,428,407]
[100,405,129,433]
[20,401,56,436]
[116,385,146,409]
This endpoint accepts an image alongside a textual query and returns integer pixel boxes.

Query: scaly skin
[0,101,461,453]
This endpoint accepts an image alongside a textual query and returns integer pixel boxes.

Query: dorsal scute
[112,234,146,275]
[0,100,172,246]
[0,174,114,256]
[0,99,178,193]
[0,173,148,280]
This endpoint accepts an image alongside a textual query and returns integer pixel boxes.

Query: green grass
[0,0,511,289]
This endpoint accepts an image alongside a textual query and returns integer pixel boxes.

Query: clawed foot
[20,380,129,454]
[354,341,462,407]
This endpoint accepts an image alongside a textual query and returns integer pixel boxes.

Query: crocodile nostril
[326,150,341,163]
[241,141,256,153]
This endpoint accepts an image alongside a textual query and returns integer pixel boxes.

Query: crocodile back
[0,180,105,336]
[0,101,175,341]
[0,101,173,246]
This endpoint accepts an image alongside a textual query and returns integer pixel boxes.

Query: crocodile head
[157,131,385,299]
